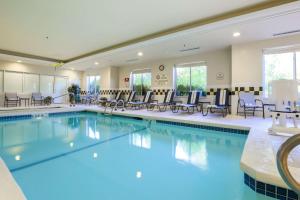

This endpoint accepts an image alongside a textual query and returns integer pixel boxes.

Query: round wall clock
[159,65,165,71]
[216,72,224,80]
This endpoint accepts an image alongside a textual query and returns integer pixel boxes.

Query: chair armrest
[238,99,245,106]
[151,99,158,103]
[173,100,182,104]
[255,99,263,106]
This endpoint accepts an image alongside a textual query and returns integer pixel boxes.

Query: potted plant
[68,84,80,106]
[44,96,53,105]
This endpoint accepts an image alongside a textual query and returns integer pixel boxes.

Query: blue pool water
[0,112,272,200]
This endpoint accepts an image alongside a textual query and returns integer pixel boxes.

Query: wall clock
[216,72,224,80]
[159,65,165,71]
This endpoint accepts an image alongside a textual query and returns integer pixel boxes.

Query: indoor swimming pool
[0,112,272,200]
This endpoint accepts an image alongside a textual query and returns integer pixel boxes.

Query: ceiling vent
[126,58,139,63]
[179,47,200,52]
[273,29,300,37]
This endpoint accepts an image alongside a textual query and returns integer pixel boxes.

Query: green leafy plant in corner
[44,96,53,105]
[68,84,81,104]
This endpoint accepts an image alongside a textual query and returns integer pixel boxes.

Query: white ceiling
[63,1,300,70]
[0,0,268,60]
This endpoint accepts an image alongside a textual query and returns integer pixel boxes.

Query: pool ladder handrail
[111,100,125,114]
[104,99,125,115]
[276,134,300,195]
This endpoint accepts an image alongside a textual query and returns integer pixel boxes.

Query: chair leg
[244,106,246,118]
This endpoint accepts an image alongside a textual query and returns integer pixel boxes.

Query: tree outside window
[132,71,151,95]
[264,51,298,97]
[175,64,207,96]
[87,75,100,94]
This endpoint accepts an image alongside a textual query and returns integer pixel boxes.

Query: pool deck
[0,104,299,199]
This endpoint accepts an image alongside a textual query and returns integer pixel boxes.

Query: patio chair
[104,91,124,110]
[171,91,200,113]
[127,91,153,110]
[237,91,263,118]
[4,93,19,107]
[148,90,175,111]
[81,91,93,104]
[203,88,230,117]
[31,92,44,106]
[124,91,136,107]
[90,92,100,105]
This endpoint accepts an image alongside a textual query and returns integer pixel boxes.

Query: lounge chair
[171,91,200,113]
[203,88,230,117]
[90,92,100,105]
[237,91,263,118]
[104,91,124,110]
[4,93,20,107]
[81,91,93,104]
[148,90,175,111]
[127,91,153,110]
[31,92,44,106]
[124,91,136,107]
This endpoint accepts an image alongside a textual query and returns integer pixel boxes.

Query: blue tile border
[0,114,32,122]
[244,173,299,200]
[0,110,249,135]
[156,120,249,135]
[48,111,90,117]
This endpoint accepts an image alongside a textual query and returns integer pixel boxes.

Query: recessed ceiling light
[233,32,241,37]
[94,62,99,65]
[17,60,22,63]
[137,52,143,56]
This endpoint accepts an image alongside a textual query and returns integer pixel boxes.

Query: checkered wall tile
[81,86,263,96]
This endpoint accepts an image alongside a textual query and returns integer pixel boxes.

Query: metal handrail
[52,93,70,100]
[276,134,300,195]
[104,99,125,115]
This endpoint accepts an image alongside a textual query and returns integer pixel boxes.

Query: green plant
[44,96,53,105]
[68,84,80,104]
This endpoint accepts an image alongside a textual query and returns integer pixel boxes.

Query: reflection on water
[175,138,208,170]
[86,119,100,140]
[129,133,151,149]
[0,114,148,170]
[148,125,245,171]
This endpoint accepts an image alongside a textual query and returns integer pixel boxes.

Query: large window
[131,70,151,95]
[174,64,207,96]
[264,51,300,97]
[87,75,100,94]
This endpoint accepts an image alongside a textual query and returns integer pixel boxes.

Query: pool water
[0,112,272,200]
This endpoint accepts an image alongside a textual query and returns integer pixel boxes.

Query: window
[131,70,151,95]
[264,51,300,97]
[174,64,207,96]
[87,75,100,94]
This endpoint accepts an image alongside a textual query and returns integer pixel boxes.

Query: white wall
[119,48,231,90]
[0,60,83,105]
[117,48,231,102]
[82,66,119,98]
